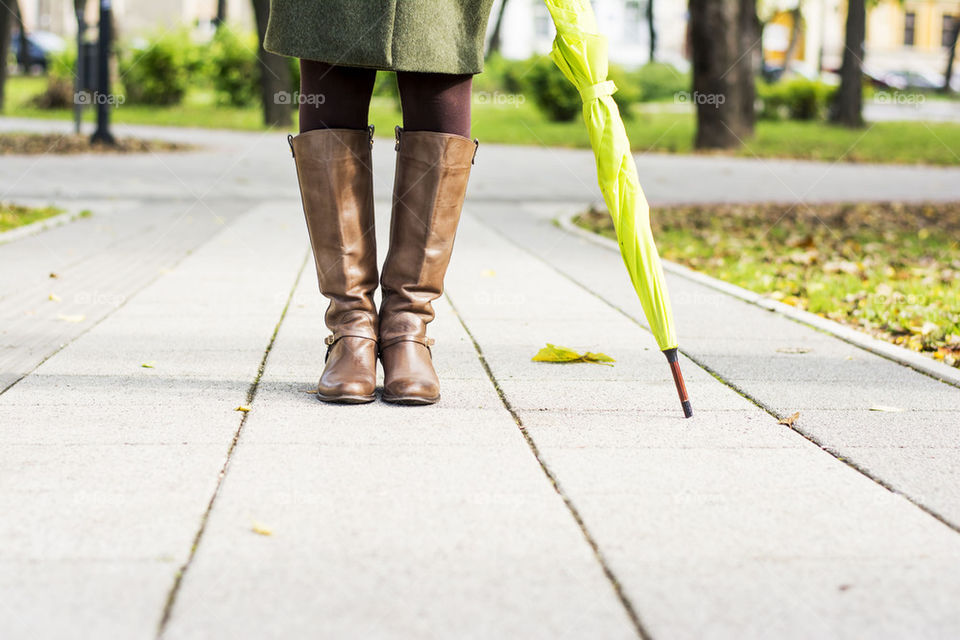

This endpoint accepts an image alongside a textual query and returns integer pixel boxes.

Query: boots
[378,126,478,405]
[289,126,379,404]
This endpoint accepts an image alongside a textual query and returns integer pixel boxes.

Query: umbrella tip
[681,400,693,419]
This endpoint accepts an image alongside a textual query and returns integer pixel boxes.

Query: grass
[575,201,960,368]
[0,202,65,232]
[5,75,960,165]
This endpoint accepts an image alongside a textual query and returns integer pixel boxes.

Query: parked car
[10,30,67,73]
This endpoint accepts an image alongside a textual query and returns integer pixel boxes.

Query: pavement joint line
[444,290,652,640]
[155,250,309,637]
[555,211,960,390]
[471,208,960,539]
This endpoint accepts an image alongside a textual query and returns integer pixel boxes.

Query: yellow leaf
[251,522,272,536]
[583,351,616,366]
[778,411,800,427]
[532,343,615,366]
[481,269,496,277]
[141,361,155,369]
[532,343,583,363]
[49,272,59,279]
[869,405,903,412]
[48,293,61,302]
[234,405,251,412]
[57,313,85,323]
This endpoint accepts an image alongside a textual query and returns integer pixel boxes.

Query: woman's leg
[396,71,473,137]
[298,59,377,132]
[378,72,476,404]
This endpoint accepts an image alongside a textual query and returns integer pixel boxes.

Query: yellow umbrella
[545,0,692,418]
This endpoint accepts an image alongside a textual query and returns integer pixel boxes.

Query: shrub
[608,63,642,118]
[474,53,526,94]
[632,62,689,102]
[207,26,259,107]
[757,78,837,121]
[30,48,76,109]
[521,55,581,122]
[119,29,193,105]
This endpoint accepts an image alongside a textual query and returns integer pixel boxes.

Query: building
[16,0,253,41]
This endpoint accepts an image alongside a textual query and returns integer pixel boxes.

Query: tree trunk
[251,0,292,127]
[486,0,509,58]
[689,0,757,149]
[215,0,227,27]
[0,0,13,112]
[780,6,803,77]
[647,0,656,63]
[830,0,864,127]
[942,19,960,94]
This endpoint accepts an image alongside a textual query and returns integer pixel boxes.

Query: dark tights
[298,60,472,138]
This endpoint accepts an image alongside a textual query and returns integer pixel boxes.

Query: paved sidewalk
[1,119,960,639]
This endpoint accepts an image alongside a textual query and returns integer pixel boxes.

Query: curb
[0,206,90,246]
[556,211,960,389]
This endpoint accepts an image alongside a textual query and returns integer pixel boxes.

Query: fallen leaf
[481,269,496,277]
[778,411,800,427]
[48,293,61,302]
[251,522,272,536]
[532,343,584,363]
[235,405,251,412]
[869,405,903,412]
[57,313,85,323]
[583,351,616,364]
[49,272,59,279]
[141,361,156,368]
[532,343,615,366]
[776,347,811,354]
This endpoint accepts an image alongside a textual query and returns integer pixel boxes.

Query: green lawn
[576,202,960,368]
[0,202,64,232]
[5,75,960,165]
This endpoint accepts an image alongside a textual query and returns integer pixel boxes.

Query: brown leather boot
[379,126,477,405]
[289,127,379,404]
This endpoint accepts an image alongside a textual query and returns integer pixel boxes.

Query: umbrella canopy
[545,0,692,418]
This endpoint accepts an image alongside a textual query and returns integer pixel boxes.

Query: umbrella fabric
[544,0,678,352]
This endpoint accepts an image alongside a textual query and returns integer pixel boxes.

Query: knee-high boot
[378,126,477,405]
[289,127,379,403]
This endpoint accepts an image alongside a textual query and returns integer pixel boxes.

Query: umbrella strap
[579,80,617,103]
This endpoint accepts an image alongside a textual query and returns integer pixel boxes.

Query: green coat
[264,1,496,75]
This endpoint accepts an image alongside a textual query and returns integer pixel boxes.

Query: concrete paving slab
[162,267,638,640]
[0,202,306,637]
[447,207,960,638]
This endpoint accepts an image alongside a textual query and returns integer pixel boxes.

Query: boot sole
[316,392,376,404]
[381,393,440,406]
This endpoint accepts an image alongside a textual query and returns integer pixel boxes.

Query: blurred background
[1,0,958,160]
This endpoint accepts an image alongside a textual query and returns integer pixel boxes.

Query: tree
[215,0,228,28]
[942,16,960,93]
[830,0,865,127]
[251,0,291,127]
[0,0,16,112]
[486,0,510,58]
[780,6,803,76]
[689,0,759,149]
[647,0,656,62]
